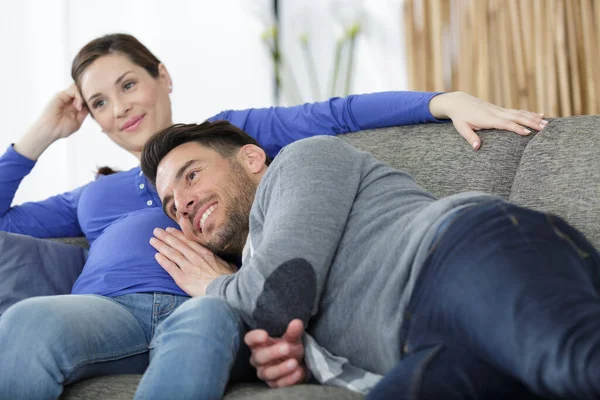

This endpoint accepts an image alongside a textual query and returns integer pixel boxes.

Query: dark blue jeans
[369,201,600,400]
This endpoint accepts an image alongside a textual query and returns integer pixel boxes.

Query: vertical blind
[404,0,600,116]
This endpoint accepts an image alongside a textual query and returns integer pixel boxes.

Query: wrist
[429,92,460,120]
[15,121,59,161]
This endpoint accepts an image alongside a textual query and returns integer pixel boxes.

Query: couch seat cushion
[61,376,364,400]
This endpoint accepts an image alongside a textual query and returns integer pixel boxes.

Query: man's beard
[204,160,257,260]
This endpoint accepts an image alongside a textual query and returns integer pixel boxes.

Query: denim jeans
[369,201,600,400]
[0,293,253,400]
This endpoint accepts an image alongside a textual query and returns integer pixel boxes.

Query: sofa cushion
[61,375,138,400]
[60,377,364,400]
[50,236,90,249]
[225,383,364,399]
[340,123,533,200]
[509,116,600,250]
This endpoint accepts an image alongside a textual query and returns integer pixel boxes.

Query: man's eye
[171,204,177,215]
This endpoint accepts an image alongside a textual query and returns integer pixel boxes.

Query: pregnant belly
[71,208,184,296]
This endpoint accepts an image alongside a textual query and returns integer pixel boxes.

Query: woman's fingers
[496,118,533,136]
[498,109,548,132]
[453,120,481,150]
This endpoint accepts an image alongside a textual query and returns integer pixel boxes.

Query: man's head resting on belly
[141,121,271,260]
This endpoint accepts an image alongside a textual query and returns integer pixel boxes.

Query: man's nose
[174,196,195,216]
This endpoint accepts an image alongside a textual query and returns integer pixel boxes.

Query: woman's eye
[123,81,135,91]
[188,171,197,181]
[171,204,177,215]
[93,99,106,109]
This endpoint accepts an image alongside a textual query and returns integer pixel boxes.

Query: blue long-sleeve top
[0,92,441,297]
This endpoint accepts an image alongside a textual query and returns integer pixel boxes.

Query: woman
[0,33,545,400]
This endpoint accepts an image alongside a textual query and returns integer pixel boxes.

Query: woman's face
[79,53,173,159]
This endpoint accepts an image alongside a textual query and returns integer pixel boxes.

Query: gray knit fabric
[61,378,363,400]
[50,237,90,248]
[206,136,499,393]
[224,383,364,400]
[61,375,139,400]
[340,122,533,199]
[509,116,600,250]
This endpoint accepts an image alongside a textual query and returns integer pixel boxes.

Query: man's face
[156,142,257,258]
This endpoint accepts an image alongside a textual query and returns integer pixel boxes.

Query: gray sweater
[207,136,499,393]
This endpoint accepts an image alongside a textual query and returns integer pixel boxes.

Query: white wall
[0,0,408,206]
[279,0,407,103]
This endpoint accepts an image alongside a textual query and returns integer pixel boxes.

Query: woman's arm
[210,91,546,157]
[209,91,439,158]
[0,145,85,238]
[0,84,89,237]
[15,84,88,160]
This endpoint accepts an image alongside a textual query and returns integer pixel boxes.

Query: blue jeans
[369,201,600,400]
[0,293,253,399]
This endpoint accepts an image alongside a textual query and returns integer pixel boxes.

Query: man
[143,120,600,399]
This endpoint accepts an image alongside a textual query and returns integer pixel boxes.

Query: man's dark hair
[141,120,271,185]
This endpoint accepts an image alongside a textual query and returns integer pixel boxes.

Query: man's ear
[158,63,173,93]
[239,145,267,174]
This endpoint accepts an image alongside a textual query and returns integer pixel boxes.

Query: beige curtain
[404,0,600,116]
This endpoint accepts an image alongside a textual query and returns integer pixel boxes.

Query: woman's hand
[15,84,89,160]
[39,83,89,140]
[429,91,548,150]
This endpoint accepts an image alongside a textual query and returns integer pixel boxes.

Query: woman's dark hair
[72,34,160,178]
[71,33,161,92]
[95,166,119,178]
[141,120,272,186]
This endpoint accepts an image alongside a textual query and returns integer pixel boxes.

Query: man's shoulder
[276,136,358,164]
[259,135,364,197]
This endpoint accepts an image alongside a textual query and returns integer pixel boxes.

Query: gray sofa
[59,115,600,399]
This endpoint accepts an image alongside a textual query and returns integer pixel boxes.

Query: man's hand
[245,319,309,388]
[150,227,236,296]
[429,91,548,150]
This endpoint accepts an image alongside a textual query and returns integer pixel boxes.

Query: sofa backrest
[340,123,532,200]
[340,115,600,250]
[510,116,600,249]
